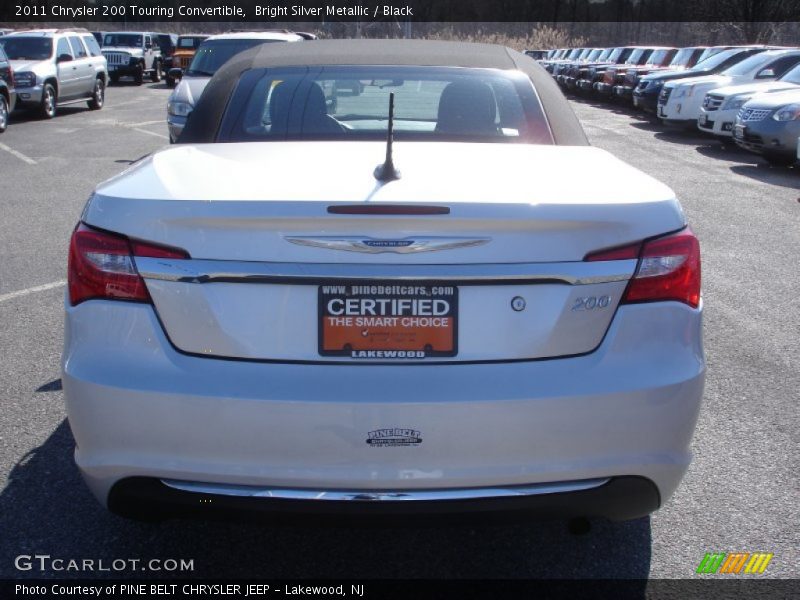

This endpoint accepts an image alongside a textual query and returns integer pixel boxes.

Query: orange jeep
[167,34,208,87]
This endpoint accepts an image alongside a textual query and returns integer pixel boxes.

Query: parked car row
[0,27,317,138]
[540,45,800,166]
[0,27,178,130]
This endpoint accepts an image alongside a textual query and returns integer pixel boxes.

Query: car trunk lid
[84,142,684,363]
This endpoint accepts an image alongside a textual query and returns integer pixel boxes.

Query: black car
[632,47,768,113]
[91,31,105,46]
[156,33,178,73]
[0,43,15,133]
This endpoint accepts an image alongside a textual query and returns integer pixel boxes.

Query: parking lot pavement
[0,86,797,580]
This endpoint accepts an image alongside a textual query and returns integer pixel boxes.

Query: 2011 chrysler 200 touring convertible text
[63,40,704,522]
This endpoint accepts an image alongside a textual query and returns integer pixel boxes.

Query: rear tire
[88,77,105,110]
[150,60,162,83]
[39,83,56,119]
[0,94,8,133]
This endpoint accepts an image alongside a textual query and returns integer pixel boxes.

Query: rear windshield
[187,39,281,77]
[103,33,142,47]
[178,36,205,49]
[218,66,553,145]
[0,37,53,60]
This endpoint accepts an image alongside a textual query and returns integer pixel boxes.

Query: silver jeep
[0,28,108,118]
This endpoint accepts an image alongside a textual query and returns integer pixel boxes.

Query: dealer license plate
[319,283,458,359]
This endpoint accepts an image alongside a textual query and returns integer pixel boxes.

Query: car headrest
[436,80,498,135]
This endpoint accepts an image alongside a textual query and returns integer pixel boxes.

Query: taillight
[68,223,188,306]
[585,228,701,308]
[626,228,700,307]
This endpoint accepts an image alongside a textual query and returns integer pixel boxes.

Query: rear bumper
[109,476,661,522]
[63,300,704,519]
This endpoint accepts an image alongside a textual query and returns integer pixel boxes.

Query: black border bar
[3,579,800,600]
[2,1,800,23]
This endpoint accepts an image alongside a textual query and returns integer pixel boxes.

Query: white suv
[697,62,800,139]
[0,28,107,118]
[658,48,800,127]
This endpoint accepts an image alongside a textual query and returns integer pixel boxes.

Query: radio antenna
[374,92,401,182]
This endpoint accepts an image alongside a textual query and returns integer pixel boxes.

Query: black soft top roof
[180,39,588,146]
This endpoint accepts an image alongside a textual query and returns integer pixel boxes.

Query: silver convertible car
[63,40,704,522]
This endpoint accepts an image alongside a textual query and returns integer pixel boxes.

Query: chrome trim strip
[160,478,611,502]
[135,258,636,286]
[286,236,490,254]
